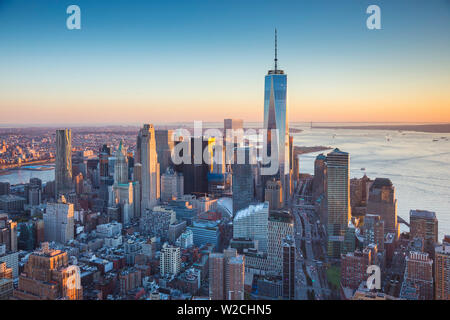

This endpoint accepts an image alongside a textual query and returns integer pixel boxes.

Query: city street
[291,179,331,300]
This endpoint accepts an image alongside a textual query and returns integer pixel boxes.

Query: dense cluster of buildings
[310,145,449,300]
[0,32,449,302]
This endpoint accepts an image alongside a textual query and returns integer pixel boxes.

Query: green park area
[326,265,341,289]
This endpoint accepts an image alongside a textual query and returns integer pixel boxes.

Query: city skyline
[1,0,449,125]
[1,0,450,305]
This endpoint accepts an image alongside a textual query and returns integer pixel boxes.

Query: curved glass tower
[263,30,289,202]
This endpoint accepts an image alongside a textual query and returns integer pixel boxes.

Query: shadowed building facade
[410,209,438,258]
[232,146,254,216]
[55,129,73,197]
[155,130,174,175]
[367,178,399,239]
[435,242,450,300]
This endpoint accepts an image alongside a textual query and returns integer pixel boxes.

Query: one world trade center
[263,29,290,203]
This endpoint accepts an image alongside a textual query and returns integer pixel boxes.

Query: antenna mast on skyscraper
[274,28,278,72]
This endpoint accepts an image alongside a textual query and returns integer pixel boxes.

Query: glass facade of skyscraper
[263,69,289,202]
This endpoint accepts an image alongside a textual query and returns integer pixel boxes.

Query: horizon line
[0,121,449,128]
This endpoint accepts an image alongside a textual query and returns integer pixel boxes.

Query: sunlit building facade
[326,148,351,258]
[138,124,160,212]
[263,30,290,204]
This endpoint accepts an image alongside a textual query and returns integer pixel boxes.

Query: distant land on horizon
[312,123,450,133]
[1,122,450,133]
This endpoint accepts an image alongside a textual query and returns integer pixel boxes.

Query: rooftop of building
[315,153,326,160]
[435,244,450,254]
[407,251,432,262]
[234,202,268,222]
[0,194,26,201]
[228,255,244,264]
[371,178,393,189]
[328,148,348,156]
[410,209,436,219]
[189,219,219,229]
[268,209,293,223]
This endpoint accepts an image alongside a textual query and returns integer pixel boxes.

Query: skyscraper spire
[274,28,278,72]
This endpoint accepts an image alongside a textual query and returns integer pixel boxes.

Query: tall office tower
[0,262,13,300]
[287,135,294,195]
[98,144,112,207]
[114,141,129,184]
[27,177,42,206]
[133,162,142,184]
[363,214,385,251]
[209,249,245,300]
[410,210,438,258]
[340,247,372,290]
[233,202,269,253]
[232,146,254,216]
[43,196,74,244]
[99,144,111,177]
[226,254,245,300]
[435,243,450,300]
[312,154,327,201]
[293,157,300,183]
[110,141,134,223]
[138,124,160,211]
[401,251,433,300]
[350,175,371,212]
[55,129,73,197]
[182,137,209,195]
[282,235,295,300]
[160,243,181,276]
[13,243,83,300]
[208,172,231,198]
[207,137,225,174]
[155,130,174,175]
[268,210,294,273]
[172,139,185,174]
[326,148,351,258]
[30,177,42,189]
[73,173,83,195]
[367,178,399,239]
[265,179,283,210]
[0,244,19,278]
[0,182,10,196]
[133,162,142,218]
[34,219,45,245]
[291,139,300,186]
[0,214,17,253]
[224,118,244,141]
[223,119,244,176]
[209,253,225,299]
[263,30,290,204]
[127,152,134,180]
[161,167,184,202]
[136,131,142,164]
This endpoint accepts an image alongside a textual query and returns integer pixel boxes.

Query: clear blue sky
[0,0,449,124]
